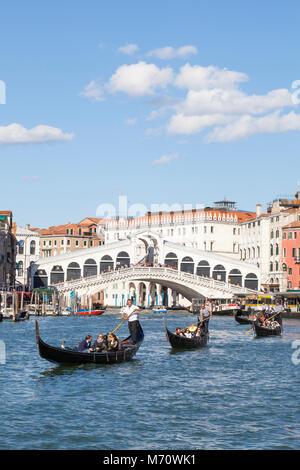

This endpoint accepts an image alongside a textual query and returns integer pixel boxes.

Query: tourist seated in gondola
[77,335,93,352]
[195,326,202,337]
[92,334,107,352]
[175,328,184,336]
[107,333,121,351]
[184,328,192,338]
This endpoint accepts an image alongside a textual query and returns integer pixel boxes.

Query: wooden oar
[245,311,281,334]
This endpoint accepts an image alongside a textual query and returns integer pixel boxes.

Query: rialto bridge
[31,231,261,307]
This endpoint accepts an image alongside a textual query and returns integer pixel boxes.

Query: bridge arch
[34,269,48,288]
[196,260,210,277]
[164,252,178,269]
[180,256,194,274]
[83,258,97,277]
[212,264,226,282]
[67,262,81,281]
[100,255,114,273]
[228,268,242,286]
[245,273,258,290]
[116,251,130,269]
[50,265,64,285]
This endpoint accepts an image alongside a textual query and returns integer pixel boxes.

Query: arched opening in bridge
[164,252,178,269]
[212,264,226,282]
[34,269,48,288]
[100,255,114,273]
[245,273,258,290]
[67,262,81,281]
[228,269,242,286]
[161,286,169,306]
[116,251,130,269]
[50,265,64,284]
[180,256,194,274]
[129,282,136,303]
[197,260,210,277]
[83,258,97,277]
[149,282,157,307]
[138,282,146,306]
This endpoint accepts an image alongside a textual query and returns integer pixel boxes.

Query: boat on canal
[74,309,105,316]
[164,318,209,349]
[0,310,28,322]
[35,320,144,365]
[254,320,282,337]
[153,306,167,313]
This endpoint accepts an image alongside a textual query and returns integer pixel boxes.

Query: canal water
[0,312,299,450]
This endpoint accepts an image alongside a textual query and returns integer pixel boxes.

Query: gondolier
[200,303,211,333]
[121,299,141,344]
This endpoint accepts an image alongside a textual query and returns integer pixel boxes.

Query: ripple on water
[0,313,299,449]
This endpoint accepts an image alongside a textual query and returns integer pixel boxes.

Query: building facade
[39,217,104,258]
[282,222,300,290]
[15,225,40,290]
[0,211,16,289]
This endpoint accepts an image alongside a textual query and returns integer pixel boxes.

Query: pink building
[282,222,300,290]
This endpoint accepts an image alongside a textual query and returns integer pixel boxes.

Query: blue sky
[0,1,300,227]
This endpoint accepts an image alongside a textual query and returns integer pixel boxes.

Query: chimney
[256,204,262,218]
[25,224,30,229]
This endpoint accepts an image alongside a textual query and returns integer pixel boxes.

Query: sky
[0,0,300,228]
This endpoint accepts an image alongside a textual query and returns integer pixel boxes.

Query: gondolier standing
[121,299,141,344]
[200,302,212,334]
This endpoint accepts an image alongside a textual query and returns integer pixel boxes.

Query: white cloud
[79,80,105,102]
[148,45,197,60]
[179,88,293,116]
[0,123,74,144]
[206,111,300,142]
[175,63,248,90]
[167,113,232,135]
[118,44,139,55]
[152,153,180,165]
[124,118,137,126]
[108,61,173,96]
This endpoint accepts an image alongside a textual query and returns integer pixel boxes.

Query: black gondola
[35,320,144,365]
[254,320,282,337]
[164,318,209,349]
[234,314,253,325]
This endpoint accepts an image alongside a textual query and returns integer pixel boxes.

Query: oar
[245,311,281,334]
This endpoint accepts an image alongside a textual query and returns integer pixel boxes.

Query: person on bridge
[200,303,212,334]
[121,299,141,344]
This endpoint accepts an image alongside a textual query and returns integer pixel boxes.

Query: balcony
[294,257,300,264]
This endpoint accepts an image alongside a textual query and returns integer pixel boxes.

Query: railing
[54,266,260,295]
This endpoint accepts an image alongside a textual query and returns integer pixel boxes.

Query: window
[210,242,213,250]
[18,244,24,255]
[204,226,207,233]
[233,228,236,235]
[54,240,57,246]
[270,263,273,272]
[61,240,64,245]
[84,241,87,247]
[43,241,46,246]
[270,230,274,238]
[70,229,73,235]
[270,245,273,256]
[283,248,286,258]
[294,232,297,239]
[293,248,296,257]
[79,228,82,235]
[66,229,69,234]
[30,240,36,255]
[211,226,214,233]
[276,244,279,255]
[276,230,279,238]
[283,232,286,240]
[67,240,70,246]
[288,232,292,239]
[75,240,79,246]
[288,268,293,275]
[18,261,23,276]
